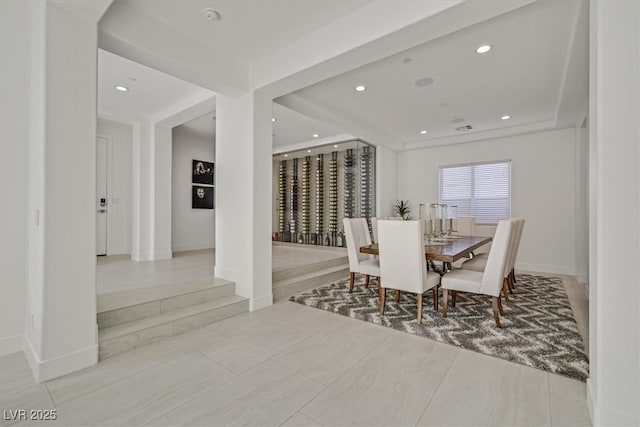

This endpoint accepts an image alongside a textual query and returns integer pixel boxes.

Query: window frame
[438,159,512,225]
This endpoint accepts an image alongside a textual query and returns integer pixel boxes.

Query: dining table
[360,235,492,273]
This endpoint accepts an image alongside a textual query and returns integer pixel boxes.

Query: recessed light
[115,85,129,92]
[284,154,288,157]
[476,44,492,54]
[272,118,276,122]
[334,145,338,148]
[420,130,428,135]
[312,134,319,138]
[501,115,511,120]
[355,85,367,92]
[415,77,434,87]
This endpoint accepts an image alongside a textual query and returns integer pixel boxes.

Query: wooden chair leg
[417,293,423,323]
[442,289,449,318]
[498,294,504,315]
[432,287,438,311]
[380,287,386,315]
[365,275,370,288]
[394,289,400,303]
[492,297,502,328]
[349,272,355,293]
[451,290,457,307]
[502,278,510,301]
[511,268,517,285]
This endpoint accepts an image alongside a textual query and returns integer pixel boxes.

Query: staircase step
[272,256,349,282]
[97,279,235,329]
[98,295,248,360]
[273,265,350,301]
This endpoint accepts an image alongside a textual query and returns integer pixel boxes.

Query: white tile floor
[2,248,591,427]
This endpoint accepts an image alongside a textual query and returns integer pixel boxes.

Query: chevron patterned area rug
[289,273,589,381]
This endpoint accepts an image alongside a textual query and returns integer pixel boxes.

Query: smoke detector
[455,125,473,132]
[203,8,221,21]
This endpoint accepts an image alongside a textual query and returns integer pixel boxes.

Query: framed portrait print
[192,185,214,209]
[192,160,214,185]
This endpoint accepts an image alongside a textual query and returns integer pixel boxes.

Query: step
[97,278,235,329]
[98,295,248,360]
[272,255,349,283]
[273,265,350,301]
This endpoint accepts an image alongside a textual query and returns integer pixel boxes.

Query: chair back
[453,217,475,236]
[377,220,427,294]
[371,217,378,243]
[479,219,512,297]
[507,218,525,271]
[343,218,373,271]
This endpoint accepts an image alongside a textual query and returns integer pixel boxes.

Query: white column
[131,120,173,261]
[588,1,640,424]
[21,2,101,381]
[375,145,397,217]
[153,124,173,259]
[215,91,273,310]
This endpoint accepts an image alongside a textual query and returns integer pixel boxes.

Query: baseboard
[251,293,273,311]
[131,251,172,262]
[23,335,98,383]
[587,378,638,426]
[576,273,588,284]
[172,243,214,252]
[516,263,575,277]
[0,334,23,356]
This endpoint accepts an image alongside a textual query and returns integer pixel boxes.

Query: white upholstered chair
[343,218,380,293]
[462,218,525,297]
[377,220,441,323]
[441,219,513,327]
[371,216,402,243]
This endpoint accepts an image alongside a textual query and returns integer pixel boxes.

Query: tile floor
[2,247,591,426]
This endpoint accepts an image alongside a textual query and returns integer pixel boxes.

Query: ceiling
[97,0,588,151]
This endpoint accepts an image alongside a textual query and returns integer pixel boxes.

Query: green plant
[393,199,412,220]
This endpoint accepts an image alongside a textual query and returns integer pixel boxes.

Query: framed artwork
[192,160,214,185]
[192,185,214,209]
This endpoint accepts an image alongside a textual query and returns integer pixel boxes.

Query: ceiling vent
[455,125,473,131]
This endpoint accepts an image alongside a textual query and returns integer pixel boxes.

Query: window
[439,160,511,224]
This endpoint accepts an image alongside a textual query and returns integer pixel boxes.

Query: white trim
[515,263,575,277]
[587,377,639,426]
[131,251,153,262]
[171,243,215,252]
[0,334,23,356]
[250,293,273,311]
[152,251,173,261]
[23,335,98,383]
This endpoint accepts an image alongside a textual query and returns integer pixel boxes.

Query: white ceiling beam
[253,0,536,98]
[98,1,248,97]
[154,92,216,128]
[277,93,405,151]
[49,0,113,23]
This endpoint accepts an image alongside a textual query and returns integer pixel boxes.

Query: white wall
[588,1,640,424]
[397,128,586,277]
[97,119,132,255]
[0,0,29,356]
[172,126,215,251]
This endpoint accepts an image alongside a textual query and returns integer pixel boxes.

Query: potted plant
[393,199,412,220]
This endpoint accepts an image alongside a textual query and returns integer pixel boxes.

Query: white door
[96,136,108,255]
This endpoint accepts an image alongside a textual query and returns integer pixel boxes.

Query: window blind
[439,160,511,224]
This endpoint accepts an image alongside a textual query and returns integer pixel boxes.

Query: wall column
[214,91,273,310]
[21,2,105,381]
[588,0,640,424]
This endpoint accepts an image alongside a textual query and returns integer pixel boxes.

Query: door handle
[97,209,107,213]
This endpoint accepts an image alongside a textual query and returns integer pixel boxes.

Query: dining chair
[377,220,441,323]
[371,216,403,243]
[441,219,512,327]
[462,218,525,296]
[343,218,380,293]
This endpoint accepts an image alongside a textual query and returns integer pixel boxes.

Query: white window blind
[439,160,511,224]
